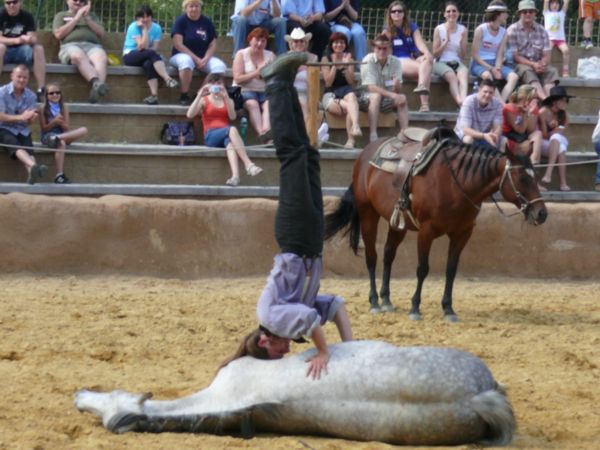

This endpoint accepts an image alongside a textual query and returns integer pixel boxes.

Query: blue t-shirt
[170,14,217,58]
[123,21,162,55]
[390,22,419,58]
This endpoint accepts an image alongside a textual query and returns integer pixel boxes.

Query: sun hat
[485,2,509,12]
[517,0,537,12]
[284,28,312,43]
[541,85,575,106]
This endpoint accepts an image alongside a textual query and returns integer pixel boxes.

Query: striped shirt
[455,93,503,139]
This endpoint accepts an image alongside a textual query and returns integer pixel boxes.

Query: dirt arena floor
[0,274,598,450]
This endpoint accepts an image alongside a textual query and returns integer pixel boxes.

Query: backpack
[160,121,196,145]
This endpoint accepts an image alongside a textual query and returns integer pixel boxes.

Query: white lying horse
[75,340,514,446]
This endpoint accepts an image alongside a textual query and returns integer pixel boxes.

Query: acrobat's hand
[306,351,329,380]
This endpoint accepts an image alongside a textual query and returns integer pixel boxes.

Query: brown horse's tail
[324,185,361,254]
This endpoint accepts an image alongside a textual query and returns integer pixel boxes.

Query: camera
[209,85,220,94]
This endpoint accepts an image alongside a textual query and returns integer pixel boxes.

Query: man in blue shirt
[231,0,286,55]
[282,0,331,59]
[0,65,46,184]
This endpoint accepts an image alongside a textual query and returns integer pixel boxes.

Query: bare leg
[395,94,409,132]
[501,72,519,101]
[147,78,158,96]
[178,68,192,94]
[88,50,107,83]
[33,44,46,89]
[225,147,240,179]
[0,44,5,74]
[228,126,254,168]
[152,59,172,83]
[244,99,263,135]
[344,92,361,136]
[15,149,36,172]
[333,303,353,341]
[58,126,88,144]
[70,51,99,82]
[529,130,543,164]
[262,100,271,134]
[559,43,570,76]
[443,71,462,106]
[54,141,66,174]
[367,92,382,141]
[457,67,469,104]
[530,81,546,100]
[557,153,569,190]
[541,139,560,183]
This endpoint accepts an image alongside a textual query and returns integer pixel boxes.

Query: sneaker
[97,82,109,97]
[54,173,71,184]
[143,95,159,105]
[47,135,60,149]
[36,87,45,103]
[27,163,47,185]
[179,93,192,106]
[246,164,263,176]
[317,122,329,143]
[581,39,593,50]
[166,78,179,89]
[89,81,109,103]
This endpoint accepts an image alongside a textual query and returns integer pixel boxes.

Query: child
[543,0,571,77]
[186,73,262,186]
[221,53,353,380]
[38,83,88,184]
[541,109,570,190]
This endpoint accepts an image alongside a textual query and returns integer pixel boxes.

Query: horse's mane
[442,140,505,181]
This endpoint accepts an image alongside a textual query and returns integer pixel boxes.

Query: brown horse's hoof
[444,314,459,323]
[408,313,422,321]
[381,304,396,313]
[369,306,382,314]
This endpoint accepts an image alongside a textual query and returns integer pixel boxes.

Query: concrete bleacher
[0,32,599,198]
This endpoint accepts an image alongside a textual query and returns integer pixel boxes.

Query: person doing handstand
[221,51,353,380]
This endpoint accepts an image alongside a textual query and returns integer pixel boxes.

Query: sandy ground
[0,274,598,450]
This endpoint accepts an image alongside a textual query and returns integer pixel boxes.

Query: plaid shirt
[0,82,36,136]
[507,20,550,62]
[360,53,403,89]
[454,93,503,139]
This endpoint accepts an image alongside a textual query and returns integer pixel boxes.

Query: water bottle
[239,117,248,144]
[472,81,479,94]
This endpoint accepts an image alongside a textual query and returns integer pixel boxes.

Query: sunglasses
[48,91,61,95]
[4,0,19,5]
[390,9,404,14]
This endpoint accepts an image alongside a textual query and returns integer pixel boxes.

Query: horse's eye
[526,168,535,178]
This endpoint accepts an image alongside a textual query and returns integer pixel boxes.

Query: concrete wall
[1,193,598,279]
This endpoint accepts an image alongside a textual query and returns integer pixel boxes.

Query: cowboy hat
[485,1,509,12]
[517,0,537,12]
[541,85,575,106]
[284,28,312,43]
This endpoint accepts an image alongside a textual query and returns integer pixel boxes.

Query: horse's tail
[324,185,361,255]
[471,388,516,446]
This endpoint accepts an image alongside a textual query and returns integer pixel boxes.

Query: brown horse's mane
[442,141,505,182]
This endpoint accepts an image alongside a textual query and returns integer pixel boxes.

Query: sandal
[413,84,430,95]
[418,104,430,113]
[344,139,355,149]
[166,78,179,88]
[559,185,571,192]
[246,164,263,176]
[225,176,240,186]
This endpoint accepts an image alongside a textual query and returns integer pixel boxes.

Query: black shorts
[0,128,34,159]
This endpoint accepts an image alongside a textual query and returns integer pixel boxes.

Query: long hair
[508,84,536,104]
[216,328,269,374]
[386,1,412,38]
[42,82,65,123]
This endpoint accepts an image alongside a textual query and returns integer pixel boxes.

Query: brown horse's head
[500,152,548,225]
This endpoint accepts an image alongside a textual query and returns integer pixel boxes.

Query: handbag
[226,85,244,111]
[160,121,196,145]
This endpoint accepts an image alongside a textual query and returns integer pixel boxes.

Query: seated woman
[383,1,433,112]
[324,0,368,61]
[285,28,318,122]
[122,5,179,105]
[321,32,361,148]
[502,84,543,186]
[222,52,353,379]
[232,27,275,143]
[431,1,469,107]
[170,0,227,105]
[186,74,262,186]
[470,1,518,102]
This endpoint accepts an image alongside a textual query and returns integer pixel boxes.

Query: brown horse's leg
[380,227,407,312]
[360,207,381,313]
[410,226,435,321]
[441,227,475,323]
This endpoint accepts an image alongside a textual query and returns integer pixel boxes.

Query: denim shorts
[204,126,231,148]
[3,44,33,65]
[241,91,266,105]
[470,59,514,79]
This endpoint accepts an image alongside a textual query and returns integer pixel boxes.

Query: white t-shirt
[543,10,566,41]
[435,23,466,62]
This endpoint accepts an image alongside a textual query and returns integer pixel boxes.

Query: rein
[493,160,544,218]
[442,147,482,212]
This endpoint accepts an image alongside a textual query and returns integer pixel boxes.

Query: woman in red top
[502,84,542,158]
[186,73,263,186]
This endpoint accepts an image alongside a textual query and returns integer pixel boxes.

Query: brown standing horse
[325,125,548,321]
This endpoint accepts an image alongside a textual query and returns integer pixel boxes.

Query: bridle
[492,159,544,218]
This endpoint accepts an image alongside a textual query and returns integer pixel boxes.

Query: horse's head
[421,122,461,148]
[500,152,547,225]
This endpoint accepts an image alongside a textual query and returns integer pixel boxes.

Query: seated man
[360,34,408,143]
[231,0,287,55]
[0,0,46,100]
[52,0,109,104]
[0,65,46,184]
[324,0,367,61]
[282,0,331,59]
[454,79,503,150]
[507,0,559,100]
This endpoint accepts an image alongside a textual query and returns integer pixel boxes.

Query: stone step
[1,182,598,202]
[1,142,597,191]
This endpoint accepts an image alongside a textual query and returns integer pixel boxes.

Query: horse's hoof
[408,313,422,321]
[444,314,459,323]
[381,304,396,313]
[370,306,382,314]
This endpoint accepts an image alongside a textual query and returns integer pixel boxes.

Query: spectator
[471,0,519,101]
[38,82,88,184]
[122,5,179,105]
[432,1,469,107]
[543,0,570,77]
[507,0,559,100]
[0,65,45,183]
[538,84,573,190]
[579,0,599,49]
[186,73,263,186]
[282,0,331,59]
[324,0,367,61]
[360,33,408,143]
[284,27,317,121]
[383,1,433,112]
[170,0,226,106]
[0,0,46,101]
[232,27,275,142]
[52,0,109,104]
[592,108,600,190]
[231,0,286,56]
[454,79,503,150]
[321,32,361,148]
